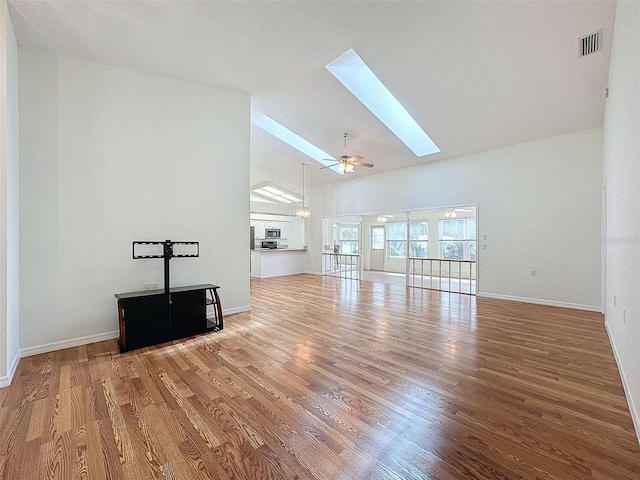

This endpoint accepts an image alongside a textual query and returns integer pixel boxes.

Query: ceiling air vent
[580,29,602,57]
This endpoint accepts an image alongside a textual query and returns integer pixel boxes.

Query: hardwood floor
[1,273,639,479]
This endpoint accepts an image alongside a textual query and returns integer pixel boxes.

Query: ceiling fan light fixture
[319,133,374,174]
[377,215,388,222]
[445,209,457,218]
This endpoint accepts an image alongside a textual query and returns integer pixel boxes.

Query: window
[386,221,428,258]
[439,218,476,261]
[386,221,406,258]
[337,224,359,254]
[410,221,428,258]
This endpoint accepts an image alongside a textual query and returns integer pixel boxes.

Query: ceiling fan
[320,133,374,173]
[444,208,472,218]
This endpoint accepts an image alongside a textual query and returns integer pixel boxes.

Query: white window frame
[336,224,360,255]
[386,221,429,259]
[409,221,428,258]
[438,218,476,261]
[386,221,407,258]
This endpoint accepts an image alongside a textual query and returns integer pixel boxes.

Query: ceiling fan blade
[347,155,363,162]
[319,162,340,170]
[352,161,374,168]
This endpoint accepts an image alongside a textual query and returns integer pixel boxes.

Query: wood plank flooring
[1,273,639,479]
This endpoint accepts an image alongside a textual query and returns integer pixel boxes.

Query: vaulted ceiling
[9,0,616,196]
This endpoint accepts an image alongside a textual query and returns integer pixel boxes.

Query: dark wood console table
[115,284,223,353]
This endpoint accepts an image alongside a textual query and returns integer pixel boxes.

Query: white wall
[307,128,603,310]
[0,0,19,386]
[250,199,296,216]
[603,0,640,441]
[18,48,250,352]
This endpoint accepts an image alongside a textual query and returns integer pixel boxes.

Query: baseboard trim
[18,306,249,359]
[477,292,601,312]
[20,330,120,359]
[208,305,250,319]
[605,321,640,447]
[7,348,20,382]
[0,349,21,388]
[304,270,322,275]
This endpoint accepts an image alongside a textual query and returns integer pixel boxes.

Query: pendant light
[296,163,311,218]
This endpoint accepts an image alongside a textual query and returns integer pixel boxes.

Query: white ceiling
[8,0,616,196]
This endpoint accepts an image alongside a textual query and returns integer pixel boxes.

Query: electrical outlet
[151,282,159,290]
[529,269,536,277]
[482,243,487,250]
[144,282,152,290]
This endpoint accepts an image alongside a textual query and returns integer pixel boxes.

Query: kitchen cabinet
[252,220,266,238]
[251,219,293,239]
[280,221,292,239]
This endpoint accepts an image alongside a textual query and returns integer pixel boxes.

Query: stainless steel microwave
[265,228,281,238]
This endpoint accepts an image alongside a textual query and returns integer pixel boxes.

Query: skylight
[251,182,302,204]
[326,49,440,157]
[251,112,342,173]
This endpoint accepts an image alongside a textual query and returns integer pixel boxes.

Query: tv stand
[115,284,223,353]
[115,240,223,353]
